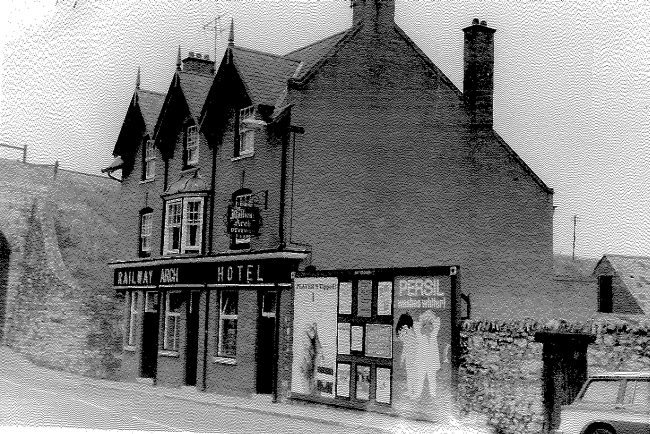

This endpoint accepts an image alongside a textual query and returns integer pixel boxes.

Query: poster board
[357,280,372,317]
[365,324,392,358]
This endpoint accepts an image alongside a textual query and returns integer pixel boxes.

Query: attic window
[185,125,199,167]
[239,106,254,121]
[235,106,255,158]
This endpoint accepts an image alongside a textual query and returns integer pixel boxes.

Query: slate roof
[596,255,650,314]
[177,71,213,121]
[136,89,165,136]
[284,29,352,82]
[230,46,300,107]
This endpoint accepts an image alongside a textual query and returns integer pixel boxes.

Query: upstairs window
[185,125,199,167]
[235,106,255,157]
[164,200,182,254]
[143,139,156,180]
[183,199,203,254]
[139,210,153,257]
[163,198,204,255]
[598,275,613,313]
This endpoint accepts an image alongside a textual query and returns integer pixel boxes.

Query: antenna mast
[203,15,224,72]
[572,215,578,260]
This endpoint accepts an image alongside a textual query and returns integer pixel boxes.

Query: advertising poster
[357,280,372,317]
[365,324,392,359]
[351,325,364,352]
[392,275,453,417]
[376,367,392,404]
[336,363,350,398]
[338,282,352,314]
[356,365,371,400]
[291,277,338,398]
[377,281,393,315]
[337,322,350,355]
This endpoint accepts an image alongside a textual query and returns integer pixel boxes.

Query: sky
[1,0,648,260]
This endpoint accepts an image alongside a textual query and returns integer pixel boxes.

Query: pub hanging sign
[226,205,261,236]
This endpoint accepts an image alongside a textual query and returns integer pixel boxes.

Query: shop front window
[164,291,183,352]
[218,290,238,358]
[128,291,139,346]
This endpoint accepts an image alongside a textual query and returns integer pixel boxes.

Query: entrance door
[141,291,160,379]
[185,291,201,386]
[256,291,278,394]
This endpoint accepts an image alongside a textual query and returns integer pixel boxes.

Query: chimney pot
[204,54,210,60]
[472,18,479,25]
[189,51,194,58]
[480,20,487,26]
[195,53,201,58]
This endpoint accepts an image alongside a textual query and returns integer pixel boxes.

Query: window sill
[181,166,199,175]
[213,356,237,365]
[231,152,254,162]
[140,178,155,184]
[159,350,180,358]
[123,345,136,352]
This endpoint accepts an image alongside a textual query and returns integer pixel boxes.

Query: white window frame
[261,291,277,318]
[186,125,199,166]
[182,198,203,254]
[164,199,183,255]
[163,291,182,352]
[240,129,254,155]
[127,291,139,346]
[233,193,252,246]
[140,212,152,255]
[144,139,156,180]
[218,290,238,358]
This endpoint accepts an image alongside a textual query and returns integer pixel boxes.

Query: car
[556,371,650,434]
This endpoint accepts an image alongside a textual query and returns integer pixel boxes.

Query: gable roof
[136,89,165,136]
[231,46,300,107]
[177,71,213,121]
[284,29,354,83]
[596,254,650,314]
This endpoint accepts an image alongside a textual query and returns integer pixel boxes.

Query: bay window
[164,198,204,255]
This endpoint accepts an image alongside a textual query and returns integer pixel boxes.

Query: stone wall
[459,316,650,434]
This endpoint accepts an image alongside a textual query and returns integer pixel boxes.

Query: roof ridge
[178,69,214,78]
[137,89,165,97]
[607,254,650,260]
[284,29,350,58]
[233,45,300,63]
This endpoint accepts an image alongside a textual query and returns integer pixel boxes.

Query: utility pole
[572,215,578,261]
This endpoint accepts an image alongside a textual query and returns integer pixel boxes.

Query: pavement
[0,346,492,433]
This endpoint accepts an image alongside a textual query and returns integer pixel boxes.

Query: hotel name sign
[114,259,294,287]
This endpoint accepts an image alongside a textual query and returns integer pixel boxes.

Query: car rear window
[623,380,650,405]
[581,379,620,403]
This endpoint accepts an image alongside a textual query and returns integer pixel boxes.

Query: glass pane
[168,292,184,313]
[221,291,238,315]
[165,316,179,350]
[624,380,650,405]
[220,319,237,357]
[145,292,158,312]
[582,380,620,403]
[172,227,180,250]
[188,225,198,246]
[263,292,276,314]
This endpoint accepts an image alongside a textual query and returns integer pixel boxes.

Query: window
[581,380,620,403]
[144,139,156,180]
[145,291,158,313]
[598,276,613,313]
[140,211,152,257]
[127,291,139,346]
[240,130,254,155]
[164,200,182,254]
[164,291,183,352]
[461,293,470,320]
[232,193,252,247]
[183,199,203,253]
[623,380,650,406]
[185,125,199,166]
[218,290,238,358]
[235,106,255,157]
[163,198,204,255]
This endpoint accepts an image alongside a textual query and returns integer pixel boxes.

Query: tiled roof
[231,46,300,107]
[284,29,351,82]
[136,89,165,136]
[177,71,213,121]
[601,255,650,314]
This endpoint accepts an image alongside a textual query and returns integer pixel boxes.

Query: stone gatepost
[534,332,596,433]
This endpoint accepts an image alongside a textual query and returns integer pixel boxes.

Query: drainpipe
[278,112,290,250]
[208,142,217,255]
[201,286,210,391]
[272,283,281,403]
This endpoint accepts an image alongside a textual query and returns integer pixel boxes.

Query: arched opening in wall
[0,230,11,341]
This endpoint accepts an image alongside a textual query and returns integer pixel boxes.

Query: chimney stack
[463,18,496,128]
[351,0,395,30]
[181,51,215,75]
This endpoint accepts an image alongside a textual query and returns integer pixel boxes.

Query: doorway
[0,231,10,341]
[185,291,201,386]
[141,291,160,379]
[256,290,278,394]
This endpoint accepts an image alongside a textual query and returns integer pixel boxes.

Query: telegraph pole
[572,215,578,260]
